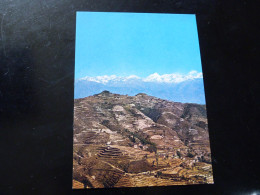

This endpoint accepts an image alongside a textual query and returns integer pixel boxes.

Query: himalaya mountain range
[74,71,206,104]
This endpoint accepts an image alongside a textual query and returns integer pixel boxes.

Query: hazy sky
[75,12,202,79]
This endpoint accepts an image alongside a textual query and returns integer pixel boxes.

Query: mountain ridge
[75,77,206,104]
[77,71,203,84]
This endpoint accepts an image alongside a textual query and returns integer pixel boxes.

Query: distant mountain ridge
[75,71,206,104]
[78,71,202,84]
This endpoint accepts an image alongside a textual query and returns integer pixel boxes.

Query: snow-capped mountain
[75,71,206,104]
[79,75,141,84]
[79,71,202,84]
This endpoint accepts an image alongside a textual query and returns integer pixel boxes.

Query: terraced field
[73,92,213,188]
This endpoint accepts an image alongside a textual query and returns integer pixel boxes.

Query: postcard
[73,11,213,189]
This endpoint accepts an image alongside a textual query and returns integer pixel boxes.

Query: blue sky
[75,12,202,79]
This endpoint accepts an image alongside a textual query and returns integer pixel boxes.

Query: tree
[147,144,157,153]
[156,154,159,167]
[177,151,182,158]
[187,151,195,158]
[156,171,162,178]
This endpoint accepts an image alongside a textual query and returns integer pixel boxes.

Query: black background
[0,0,259,194]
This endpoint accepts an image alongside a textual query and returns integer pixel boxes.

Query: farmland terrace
[73,91,213,188]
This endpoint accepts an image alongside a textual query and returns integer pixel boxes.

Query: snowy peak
[78,71,203,84]
[79,74,141,84]
[143,71,202,83]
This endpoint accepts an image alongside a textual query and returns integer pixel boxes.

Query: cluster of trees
[139,107,161,122]
[124,129,157,153]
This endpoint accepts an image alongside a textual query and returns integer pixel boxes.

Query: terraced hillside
[73,91,213,188]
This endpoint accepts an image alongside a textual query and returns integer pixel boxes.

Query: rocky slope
[73,91,213,188]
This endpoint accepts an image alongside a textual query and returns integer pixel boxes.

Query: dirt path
[101,160,125,173]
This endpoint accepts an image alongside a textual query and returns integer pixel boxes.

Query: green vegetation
[181,104,207,119]
[140,107,161,122]
[147,144,157,153]
[128,135,136,143]
[101,120,110,126]
[187,152,195,158]
[124,106,143,118]
[124,129,157,152]
[155,171,162,178]
[177,151,182,158]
